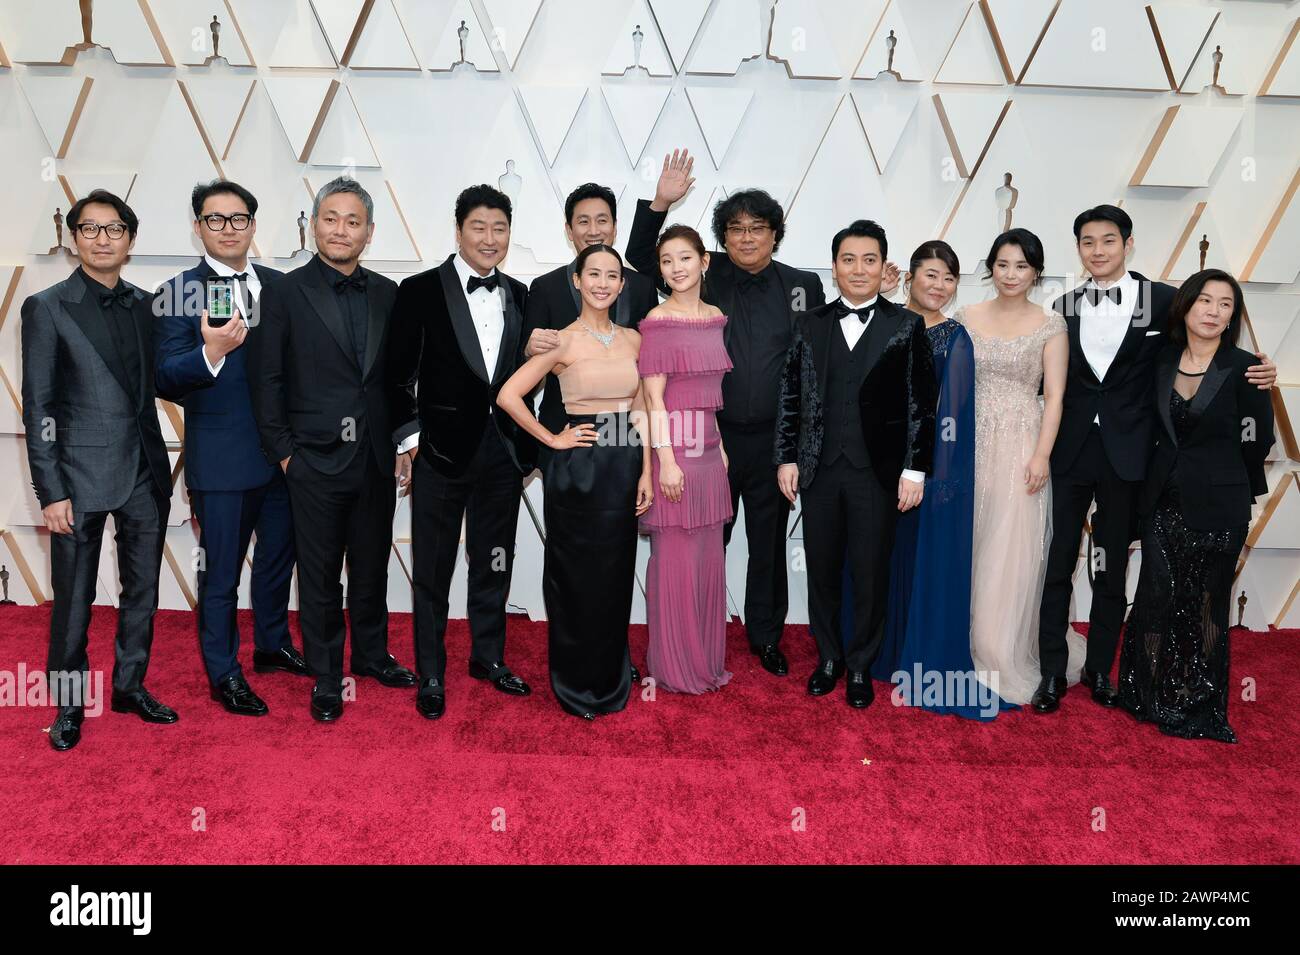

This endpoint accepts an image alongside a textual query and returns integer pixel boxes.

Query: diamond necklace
[577,318,617,348]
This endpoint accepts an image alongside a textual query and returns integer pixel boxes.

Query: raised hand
[651,149,695,212]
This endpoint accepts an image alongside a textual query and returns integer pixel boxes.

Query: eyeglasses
[725,223,772,239]
[76,222,127,240]
[200,213,253,232]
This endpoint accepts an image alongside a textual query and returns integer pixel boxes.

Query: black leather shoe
[253,645,309,676]
[211,675,268,716]
[753,643,789,676]
[807,659,845,696]
[1081,668,1119,707]
[416,678,446,720]
[1030,675,1069,714]
[351,655,417,688]
[111,688,178,724]
[48,706,84,751]
[630,663,641,684]
[310,686,343,722]
[469,660,531,696]
[846,670,874,708]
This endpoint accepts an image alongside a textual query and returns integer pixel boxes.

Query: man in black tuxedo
[155,179,307,718]
[1034,204,1276,714]
[21,189,177,751]
[247,177,417,723]
[388,185,536,720]
[773,220,935,708]
[523,182,657,468]
[626,149,826,678]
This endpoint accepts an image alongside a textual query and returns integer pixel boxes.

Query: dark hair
[831,219,888,261]
[67,189,138,239]
[564,183,617,225]
[191,179,258,219]
[1072,204,1132,243]
[1167,268,1243,350]
[711,189,785,251]
[984,228,1045,284]
[574,242,624,275]
[455,184,512,228]
[656,223,706,259]
[908,239,960,278]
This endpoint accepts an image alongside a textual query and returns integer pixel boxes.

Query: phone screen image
[207,281,235,325]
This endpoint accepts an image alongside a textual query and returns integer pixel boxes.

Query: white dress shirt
[834,295,924,487]
[1078,271,1139,423]
[202,254,261,377]
[453,252,505,381]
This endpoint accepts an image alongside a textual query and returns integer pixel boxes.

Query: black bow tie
[333,272,367,293]
[467,273,499,295]
[834,299,874,323]
[737,271,769,293]
[99,287,134,310]
[229,272,249,282]
[1085,285,1122,306]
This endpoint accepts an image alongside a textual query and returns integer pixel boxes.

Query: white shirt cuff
[397,432,419,454]
[203,348,225,377]
[901,469,925,485]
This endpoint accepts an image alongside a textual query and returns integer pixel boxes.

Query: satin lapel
[1188,351,1231,419]
[128,287,151,407]
[1156,350,1178,447]
[1103,280,1150,383]
[1063,289,1098,385]
[301,274,357,371]
[437,257,490,383]
[494,274,521,386]
[861,302,899,371]
[60,276,134,401]
[361,268,385,378]
[812,313,833,403]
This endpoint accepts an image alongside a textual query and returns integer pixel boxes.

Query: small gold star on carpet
[861,758,871,765]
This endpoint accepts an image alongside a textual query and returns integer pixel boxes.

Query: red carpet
[1,606,1297,864]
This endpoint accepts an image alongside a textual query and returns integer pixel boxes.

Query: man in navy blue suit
[155,180,307,716]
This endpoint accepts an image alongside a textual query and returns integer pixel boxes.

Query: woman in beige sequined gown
[957,230,1084,705]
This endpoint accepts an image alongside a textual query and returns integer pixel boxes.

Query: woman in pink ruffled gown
[639,224,733,693]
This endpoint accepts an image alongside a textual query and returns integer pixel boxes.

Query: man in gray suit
[21,189,177,752]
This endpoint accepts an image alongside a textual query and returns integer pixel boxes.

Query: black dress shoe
[211,675,269,717]
[1030,675,1069,714]
[48,706,84,751]
[111,688,178,724]
[807,658,845,696]
[630,663,641,684]
[846,670,874,708]
[253,645,309,676]
[310,686,343,722]
[468,660,532,696]
[416,678,446,720]
[752,643,789,676]
[351,655,417,688]
[1081,668,1119,707]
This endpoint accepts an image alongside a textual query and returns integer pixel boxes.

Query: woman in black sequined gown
[1118,270,1274,742]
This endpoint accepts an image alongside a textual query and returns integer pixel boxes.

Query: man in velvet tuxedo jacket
[21,190,177,751]
[1033,205,1276,715]
[523,182,657,467]
[388,184,536,720]
[773,221,936,709]
[247,177,417,724]
[154,179,306,719]
[625,149,826,679]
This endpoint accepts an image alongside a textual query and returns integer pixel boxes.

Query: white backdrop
[0,0,1297,629]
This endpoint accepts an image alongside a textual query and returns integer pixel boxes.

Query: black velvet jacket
[387,255,536,478]
[773,297,936,492]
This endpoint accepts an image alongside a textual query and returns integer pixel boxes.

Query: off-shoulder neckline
[957,308,1061,343]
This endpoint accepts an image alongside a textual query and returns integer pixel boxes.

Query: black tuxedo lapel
[361,269,386,378]
[1156,350,1178,446]
[494,274,522,387]
[61,277,135,402]
[128,289,151,408]
[705,257,738,348]
[437,256,491,383]
[1188,351,1231,419]
[1061,287,1099,385]
[1103,276,1152,382]
[811,311,833,403]
[301,266,359,371]
[860,302,898,372]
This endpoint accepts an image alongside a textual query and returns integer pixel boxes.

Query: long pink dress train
[638,315,734,694]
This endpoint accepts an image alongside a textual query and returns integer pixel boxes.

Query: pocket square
[1144,330,1161,336]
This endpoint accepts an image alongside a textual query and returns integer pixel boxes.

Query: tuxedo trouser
[190,472,295,685]
[411,425,523,684]
[1039,426,1143,678]
[285,446,395,691]
[720,419,790,649]
[48,461,169,699]
[800,456,896,674]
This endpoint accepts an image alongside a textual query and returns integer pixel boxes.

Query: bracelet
[651,441,672,449]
